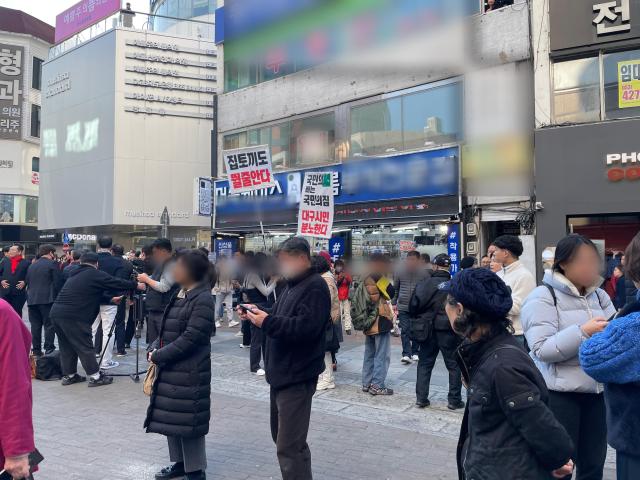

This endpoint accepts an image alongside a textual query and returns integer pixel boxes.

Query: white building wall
[39,27,216,231]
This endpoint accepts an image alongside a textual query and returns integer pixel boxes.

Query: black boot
[155,462,185,480]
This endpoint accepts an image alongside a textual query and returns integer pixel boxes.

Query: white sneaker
[255,368,266,376]
[228,320,240,328]
[239,344,250,349]
[101,360,119,370]
[401,356,412,365]
[316,381,336,391]
[411,354,419,362]
[234,331,243,337]
[215,321,221,328]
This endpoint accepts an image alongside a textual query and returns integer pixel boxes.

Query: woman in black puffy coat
[145,250,215,480]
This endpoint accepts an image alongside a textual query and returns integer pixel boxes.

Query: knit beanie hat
[441,267,513,319]
[492,235,524,258]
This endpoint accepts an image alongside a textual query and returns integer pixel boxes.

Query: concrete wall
[217,4,531,134]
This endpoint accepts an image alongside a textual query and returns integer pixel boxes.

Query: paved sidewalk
[29,324,616,479]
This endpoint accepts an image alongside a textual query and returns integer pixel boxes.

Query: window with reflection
[350,98,403,156]
[553,57,601,124]
[604,49,640,120]
[25,197,38,224]
[0,195,15,223]
[290,113,335,167]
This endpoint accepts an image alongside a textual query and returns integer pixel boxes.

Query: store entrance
[568,214,640,254]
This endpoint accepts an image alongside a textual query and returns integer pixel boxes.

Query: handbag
[143,363,158,396]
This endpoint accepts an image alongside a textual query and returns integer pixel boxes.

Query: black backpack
[35,350,62,381]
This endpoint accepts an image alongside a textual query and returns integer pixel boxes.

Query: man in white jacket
[492,235,537,342]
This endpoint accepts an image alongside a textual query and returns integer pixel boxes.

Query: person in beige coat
[313,255,340,391]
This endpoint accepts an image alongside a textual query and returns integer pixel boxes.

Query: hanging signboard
[297,172,334,239]
[447,224,461,274]
[55,0,122,44]
[222,144,276,194]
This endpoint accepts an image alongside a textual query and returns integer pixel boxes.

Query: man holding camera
[50,252,141,387]
[92,236,131,370]
[136,238,178,345]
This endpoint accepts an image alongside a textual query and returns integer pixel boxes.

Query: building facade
[0,8,53,253]
[38,23,216,251]
[213,0,533,267]
[533,0,640,272]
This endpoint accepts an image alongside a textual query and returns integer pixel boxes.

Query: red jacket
[336,273,352,301]
[0,299,34,467]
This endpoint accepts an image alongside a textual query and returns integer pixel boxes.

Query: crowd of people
[1,229,640,480]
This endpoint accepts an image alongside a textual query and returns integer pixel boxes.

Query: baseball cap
[433,253,451,268]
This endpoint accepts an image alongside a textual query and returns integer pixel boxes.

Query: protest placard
[222,145,276,194]
[297,172,334,239]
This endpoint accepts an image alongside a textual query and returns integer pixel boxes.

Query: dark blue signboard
[329,237,345,258]
[215,147,459,229]
[215,239,238,259]
[447,224,461,274]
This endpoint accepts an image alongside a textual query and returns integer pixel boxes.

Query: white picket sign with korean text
[222,145,276,194]
[297,172,334,239]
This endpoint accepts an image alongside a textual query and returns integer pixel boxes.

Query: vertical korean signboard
[222,145,276,194]
[447,224,461,274]
[0,44,24,140]
[297,172,334,239]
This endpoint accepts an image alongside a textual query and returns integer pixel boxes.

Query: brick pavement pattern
[30,325,616,480]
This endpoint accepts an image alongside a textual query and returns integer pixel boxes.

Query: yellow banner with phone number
[618,60,640,108]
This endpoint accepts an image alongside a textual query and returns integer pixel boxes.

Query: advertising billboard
[55,0,122,44]
[0,44,24,140]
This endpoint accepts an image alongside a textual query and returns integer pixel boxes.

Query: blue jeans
[398,311,419,357]
[362,332,391,388]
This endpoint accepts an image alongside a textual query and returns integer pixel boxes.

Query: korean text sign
[223,145,276,194]
[55,0,122,44]
[0,44,24,140]
[447,224,461,274]
[618,59,640,108]
[297,172,334,239]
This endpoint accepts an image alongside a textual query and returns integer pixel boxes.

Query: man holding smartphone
[239,237,330,480]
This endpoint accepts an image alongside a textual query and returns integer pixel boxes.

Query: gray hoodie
[521,270,615,394]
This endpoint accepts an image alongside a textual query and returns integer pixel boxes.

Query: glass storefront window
[350,98,403,156]
[553,57,601,124]
[604,49,640,120]
[25,197,38,224]
[290,113,335,167]
[0,195,14,223]
[402,84,462,150]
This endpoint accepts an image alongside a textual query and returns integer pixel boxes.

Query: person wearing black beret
[443,268,575,480]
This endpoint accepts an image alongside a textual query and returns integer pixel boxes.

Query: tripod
[96,292,146,382]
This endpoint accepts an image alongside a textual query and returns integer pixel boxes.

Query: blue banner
[329,237,345,258]
[215,146,458,217]
[215,239,238,259]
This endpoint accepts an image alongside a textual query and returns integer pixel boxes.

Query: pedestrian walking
[146,250,215,480]
[579,231,640,480]
[62,250,82,282]
[0,244,30,317]
[240,237,330,480]
[447,268,575,480]
[492,235,536,345]
[314,254,341,391]
[50,252,140,387]
[393,250,428,364]
[352,253,396,395]
[24,244,63,356]
[0,298,35,480]
[213,255,238,329]
[522,234,614,480]
[334,259,353,335]
[409,254,464,410]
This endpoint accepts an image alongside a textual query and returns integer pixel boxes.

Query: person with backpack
[522,234,615,480]
[351,253,396,396]
[409,254,464,410]
[447,268,575,480]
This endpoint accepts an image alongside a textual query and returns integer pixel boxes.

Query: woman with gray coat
[522,234,615,480]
